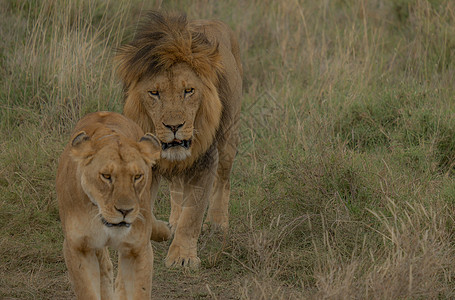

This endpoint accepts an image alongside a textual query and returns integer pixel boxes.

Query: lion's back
[190,19,242,96]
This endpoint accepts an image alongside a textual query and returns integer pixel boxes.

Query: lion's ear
[70,131,93,161]
[139,133,161,165]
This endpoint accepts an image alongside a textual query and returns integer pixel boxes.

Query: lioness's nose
[162,122,185,133]
[115,206,133,217]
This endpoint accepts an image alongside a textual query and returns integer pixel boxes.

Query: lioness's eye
[101,173,111,180]
[148,90,159,97]
[134,174,143,181]
[184,88,194,95]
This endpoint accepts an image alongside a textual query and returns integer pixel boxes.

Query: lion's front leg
[115,243,153,300]
[165,207,205,268]
[165,171,215,269]
[63,239,102,300]
[165,205,207,268]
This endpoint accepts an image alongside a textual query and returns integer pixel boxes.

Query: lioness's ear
[72,131,89,147]
[70,131,93,161]
[139,133,161,165]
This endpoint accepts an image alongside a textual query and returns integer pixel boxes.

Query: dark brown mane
[116,11,223,89]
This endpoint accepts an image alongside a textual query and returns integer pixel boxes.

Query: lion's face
[134,63,219,162]
[71,132,160,228]
[116,13,227,170]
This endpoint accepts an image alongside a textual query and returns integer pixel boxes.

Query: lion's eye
[101,173,111,181]
[134,174,143,181]
[148,90,159,97]
[184,88,194,95]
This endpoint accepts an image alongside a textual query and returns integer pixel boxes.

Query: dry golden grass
[1,0,455,299]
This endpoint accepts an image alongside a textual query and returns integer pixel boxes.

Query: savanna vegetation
[1,0,455,298]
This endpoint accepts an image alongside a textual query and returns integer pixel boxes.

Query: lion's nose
[115,206,133,217]
[162,122,185,133]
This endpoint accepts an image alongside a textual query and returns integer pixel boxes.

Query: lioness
[116,12,242,268]
[56,111,170,299]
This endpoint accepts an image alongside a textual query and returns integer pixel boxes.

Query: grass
[1,0,455,298]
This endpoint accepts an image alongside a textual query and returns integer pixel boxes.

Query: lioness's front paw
[151,220,172,242]
[164,244,200,269]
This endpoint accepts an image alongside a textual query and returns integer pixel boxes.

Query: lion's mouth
[101,217,131,228]
[161,139,192,151]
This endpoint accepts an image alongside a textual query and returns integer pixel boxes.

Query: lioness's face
[136,64,203,161]
[72,133,160,228]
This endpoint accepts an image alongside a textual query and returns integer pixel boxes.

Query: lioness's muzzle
[101,217,131,228]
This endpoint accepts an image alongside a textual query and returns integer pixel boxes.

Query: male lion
[116,12,242,268]
[56,111,170,299]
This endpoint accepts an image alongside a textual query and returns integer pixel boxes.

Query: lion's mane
[116,12,231,172]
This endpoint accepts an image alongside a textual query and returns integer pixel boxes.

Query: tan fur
[56,111,170,299]
[116,12,242,268]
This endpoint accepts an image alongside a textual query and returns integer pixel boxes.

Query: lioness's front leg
[63,239,102,300]
[115,243,154,300]
[96,247,114,300]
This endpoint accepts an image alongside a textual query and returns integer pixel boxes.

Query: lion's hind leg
[205,168,231,232]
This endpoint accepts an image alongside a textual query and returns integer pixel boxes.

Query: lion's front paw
[164,244,200,269]
[151,220,172,242]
